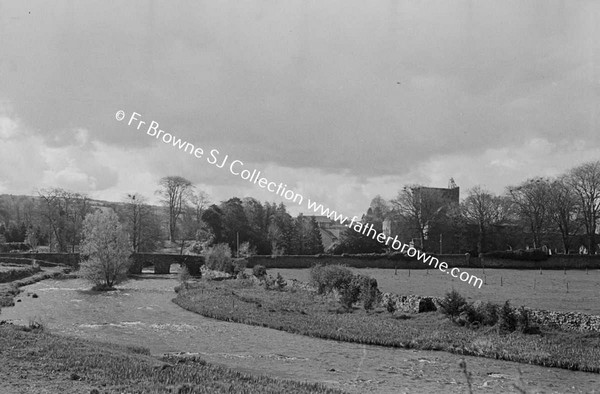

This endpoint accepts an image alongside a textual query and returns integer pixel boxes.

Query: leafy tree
[307,216,324,254]
[268,203,295,254]
[79,209,132,289]
[220,197,252,255]
[201,204,224,243]
[242,197,270,254]
[331,227,386,254]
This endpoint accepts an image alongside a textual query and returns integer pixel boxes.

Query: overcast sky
[1,1,599,217]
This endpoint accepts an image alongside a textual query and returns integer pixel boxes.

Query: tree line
[0,175,323,256]
[343,160,600,255]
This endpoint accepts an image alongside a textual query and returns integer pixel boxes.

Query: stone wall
[379,292,439,313]
[0,257,42,283]
[0,253,80,268]
[526,309,600,332]
[377,292,600,332]
[246,253,600,270]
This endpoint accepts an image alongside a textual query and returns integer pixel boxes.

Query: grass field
[266,267,600,315]
[0,323,343,394]
[174,279,600,373]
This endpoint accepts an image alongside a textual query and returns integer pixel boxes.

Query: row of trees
[9,160,597,257]
[349,160,600,255]
[0,175,324,256]
[155,175,323,255]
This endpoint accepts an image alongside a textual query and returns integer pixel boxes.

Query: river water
[2,270,599,393]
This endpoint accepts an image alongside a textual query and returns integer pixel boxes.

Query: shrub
[459,303,482,327]
[478,301,499,326]
[499,301,517,333]
[262,274,276,290]
[385,297,397,313]
[517,305,536,334]
[233,259,246,276]
[178,265,191,289]
[252,265,267,278]
[204,244,234,274]
[359,276,379,311]
[310,264,378,310]
[309,264,354,294]
[275,273,287,291]
[339,275,362,310]
[438,289,467,318]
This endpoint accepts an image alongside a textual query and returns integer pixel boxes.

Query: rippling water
[2,272,599,393]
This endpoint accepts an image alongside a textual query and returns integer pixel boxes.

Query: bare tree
[462,186,510,254]
[156,176,194,243]
[124,193,148,253]
[566,161,600,254]
[508,177,552,249]
[191,190,210,226]
[548,177,581,254]
[391,185,445,250]
[37,188,90,252]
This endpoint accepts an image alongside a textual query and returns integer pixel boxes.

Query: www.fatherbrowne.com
[117,110,483,289]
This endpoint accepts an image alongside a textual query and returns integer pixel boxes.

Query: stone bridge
[128,253,204,276]
[0,252,204,276]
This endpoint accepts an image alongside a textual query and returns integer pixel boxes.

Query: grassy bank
[0,266,68,307]
[174,279,600,373]
[0,323,343,394]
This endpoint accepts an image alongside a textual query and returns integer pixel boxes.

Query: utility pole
[236,232,239,258]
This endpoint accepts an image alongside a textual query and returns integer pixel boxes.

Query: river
[2,270,599,393]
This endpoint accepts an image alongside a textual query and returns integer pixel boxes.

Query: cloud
[0,1,599,216]
[0,109,118,195]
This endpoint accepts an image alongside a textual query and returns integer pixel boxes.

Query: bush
[438,289,467,318]
[233,259,246,276]
[275,273,287,291]
[339,276,362,310]
[178,265,191,289]
[499,301,517,333]
[359,276,379,311]
[310,264,379,310]
[309,264,354,294]
[478,301,499,326]
[252,265,267,278]
[385,297,397,313]
[204,244,234,274]
[262,274,276,290]
[517,305,536,334]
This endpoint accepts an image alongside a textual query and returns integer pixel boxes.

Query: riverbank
[0,323,341,394]
[0,266,69,307]
[174,278,600,374]
[4,273,600,393]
